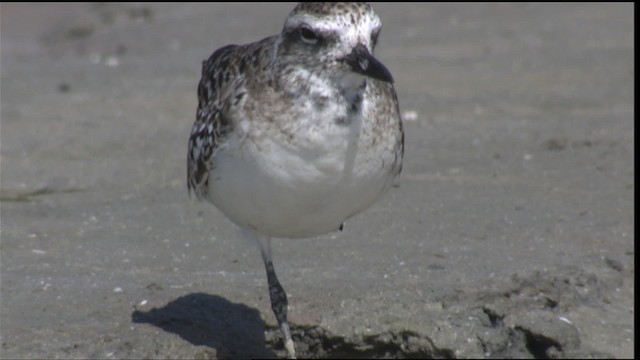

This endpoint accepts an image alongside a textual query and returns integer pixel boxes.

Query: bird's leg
[253,233,296,359]
[264,259,296,359]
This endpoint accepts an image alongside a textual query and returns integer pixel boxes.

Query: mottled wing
[369,80,405,178]
[389,84,405,177]
[187,45,242,200]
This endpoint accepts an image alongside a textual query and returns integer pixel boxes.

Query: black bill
[340,43,394,83]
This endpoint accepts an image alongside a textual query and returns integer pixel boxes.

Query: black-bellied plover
[187,3,403,358]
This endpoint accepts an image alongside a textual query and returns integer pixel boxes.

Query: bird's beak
[340,43,394,83]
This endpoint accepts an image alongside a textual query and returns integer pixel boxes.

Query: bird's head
[275,2,394,87]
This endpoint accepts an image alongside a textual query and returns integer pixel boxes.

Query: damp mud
[1,3,633,359]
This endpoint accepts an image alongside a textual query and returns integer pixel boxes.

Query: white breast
[207,72,399,238]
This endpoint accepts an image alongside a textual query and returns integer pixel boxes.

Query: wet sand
[1,3,633,358]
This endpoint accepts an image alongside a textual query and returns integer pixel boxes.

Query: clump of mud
[266,325,454,359]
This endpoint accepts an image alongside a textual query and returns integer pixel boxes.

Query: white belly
[206,112,398,238]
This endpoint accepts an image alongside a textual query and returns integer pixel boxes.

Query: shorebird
[187,2,403,358]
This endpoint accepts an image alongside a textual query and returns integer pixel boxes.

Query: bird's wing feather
[187,45,243,199]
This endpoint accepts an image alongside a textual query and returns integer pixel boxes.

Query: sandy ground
[0,3,634,359]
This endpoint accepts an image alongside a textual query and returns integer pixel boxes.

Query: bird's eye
[299,27,320,44]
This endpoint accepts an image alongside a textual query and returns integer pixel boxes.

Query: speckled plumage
[186,3,403,358]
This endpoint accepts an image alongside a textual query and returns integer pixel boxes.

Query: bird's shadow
[131,292,278,359]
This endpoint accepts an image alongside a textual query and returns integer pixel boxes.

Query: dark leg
[264,259,295,359]
[247,230,296,358]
